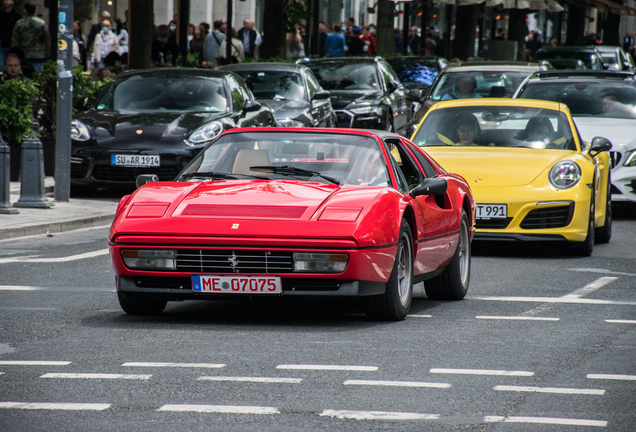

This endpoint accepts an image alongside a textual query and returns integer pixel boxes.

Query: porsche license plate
[192,275,282,294]
[111,155,160,167]
[476,204,507,219]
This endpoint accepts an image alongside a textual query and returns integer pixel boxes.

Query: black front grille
[476,218,512,229]
[93,165,179,182]
[71,164,89,178]
[176,249,294,273]
[629,180,636,194]
[520,204,574,229]
[335,111,353,128]
[609,151,622,169]
[610,184,622,195]
[134,277,192,289]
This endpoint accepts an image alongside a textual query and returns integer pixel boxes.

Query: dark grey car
[218,63,337,128]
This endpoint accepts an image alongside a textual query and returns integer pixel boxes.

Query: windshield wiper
[250,165,340,185]
[181,172,239,180]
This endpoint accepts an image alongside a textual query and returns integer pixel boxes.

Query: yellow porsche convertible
[410,99,612,256]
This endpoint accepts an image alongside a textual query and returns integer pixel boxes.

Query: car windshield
[96,75,228,113]
[600,52,619,67]
[430,71,533,101]
[518,81,636,119]
[180,131,390,186]
[388,61,440,88]
[413,106,577,150]
[232,70,306,102]
[535,51,601,70]
[306,62,380,91]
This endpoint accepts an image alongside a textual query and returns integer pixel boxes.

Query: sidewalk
[1,178,118,240]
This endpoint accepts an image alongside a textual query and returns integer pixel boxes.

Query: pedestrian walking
[325,24,345,58]
[408,26,420,54]
[0,52,26,83]
[88,10,111,55]
[151,24,179,66]
[92,19,119,68]
[219,28,245,62]
[0,0,22,71]
[202,20,225,68]
[238,19,261,60]
[361,26,376,56]
[347,27,364,56]
[394,28,403,54]
[11,2,49,72]
[317,21,327,58]
[113,18,129,57]
[73,20,87,69]
[189,25,206,64]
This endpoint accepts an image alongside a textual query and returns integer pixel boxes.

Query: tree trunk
[128,0,154,69]
[507,9,528,60]
[261,0,286,59]
[565,3,586,46]
[451,5,478,61]
[603,12,621,46]
[376,0,394,56]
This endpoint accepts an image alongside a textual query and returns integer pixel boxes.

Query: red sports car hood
[172,180,338,220]
[110,180,399,244]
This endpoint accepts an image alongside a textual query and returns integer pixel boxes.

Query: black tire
[595,175,612,244]
[570,198,595,256]
[425,211,471,300]
[118,292,167,316]
[364,222,413,321]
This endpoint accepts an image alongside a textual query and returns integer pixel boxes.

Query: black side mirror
[244,100,262,112]
[312,90,330,100]
[136,174,159,189]
[589,136,612,157]
[406,89,423,102]
[410,178,447,197]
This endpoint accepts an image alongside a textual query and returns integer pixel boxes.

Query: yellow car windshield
[413,106,576,150]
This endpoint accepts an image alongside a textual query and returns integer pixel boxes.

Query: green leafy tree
[0,79,39,142]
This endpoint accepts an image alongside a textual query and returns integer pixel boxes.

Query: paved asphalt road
[0,207,635,431]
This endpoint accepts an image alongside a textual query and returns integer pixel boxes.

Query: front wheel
[570,199,595,256]
[595,175,612,244]
[425,211,471,300]
[118,292,167,316]
[364,222,413,321]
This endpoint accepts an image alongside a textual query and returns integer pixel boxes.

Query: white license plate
[192,275,282,294]
[111,155,160,167]
[476,204,507,219]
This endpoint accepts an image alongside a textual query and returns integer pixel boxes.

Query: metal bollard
[14,131,55,208]
[0,133,19,214]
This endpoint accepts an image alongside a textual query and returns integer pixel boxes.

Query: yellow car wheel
[570,199,595,257]
[595,176,612,244]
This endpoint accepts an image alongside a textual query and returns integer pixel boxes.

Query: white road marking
[0,249,109,264]
[41,373,151,380]
[0,361,70,366]
[0,286,40,291]
[410,314,433,318]
[198,376,302,383]
[122,362,225,368]
[158,404,279,414]
[344,379,450,388]
[0,307,56,311]
[493,385,605,395]
[487,416,607,427]
[562,277,618,299]
[430,368,534,376]
[587,374,636,381]
[605,319,636,324]
[471,296,636,305]
[0,402,110,411]
[476,316,559,321]
[0,224,111,243]
[569,268,636,277]
[276,364,378,371]
[320,409,439,421]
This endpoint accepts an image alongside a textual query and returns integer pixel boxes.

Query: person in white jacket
[218,28,245,62]
[92,19,119,68]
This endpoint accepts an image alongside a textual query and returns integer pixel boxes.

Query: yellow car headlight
[549,161,581,190]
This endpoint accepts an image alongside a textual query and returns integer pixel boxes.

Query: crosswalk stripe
[493,385,605,395]
[277,364,378,371]
[471,296,636,305]
[487,416,607,427]
[320,409,439,420]
[605,319,636,324]
[198,376,301,383]
[41,373,151,380]
[0,361,70,366]
[0,286,40,291]
[122,362,225,368]
[476,316,559,321]
[0,402,110,411]
[344,379,450,388]
[430,368,534,376]
[562,277,618,299]
[158,404,279,414]
[587,374,636,381]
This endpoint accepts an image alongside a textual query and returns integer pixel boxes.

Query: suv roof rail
[532,70,634,80]
[448,61,538,67]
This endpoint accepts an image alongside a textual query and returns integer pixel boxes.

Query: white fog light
[293,253,348,273]
[121,249,176,270]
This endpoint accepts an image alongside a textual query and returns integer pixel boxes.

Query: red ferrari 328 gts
[109,128,475,321]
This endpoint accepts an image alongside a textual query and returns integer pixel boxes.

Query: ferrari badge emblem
[228,253,239,271]
[231,223,239,229]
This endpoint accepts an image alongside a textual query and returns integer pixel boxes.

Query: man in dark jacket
[238,19,259,59]
[317,21,327,57]
[0,0,21,70]
[151,25,179,66]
